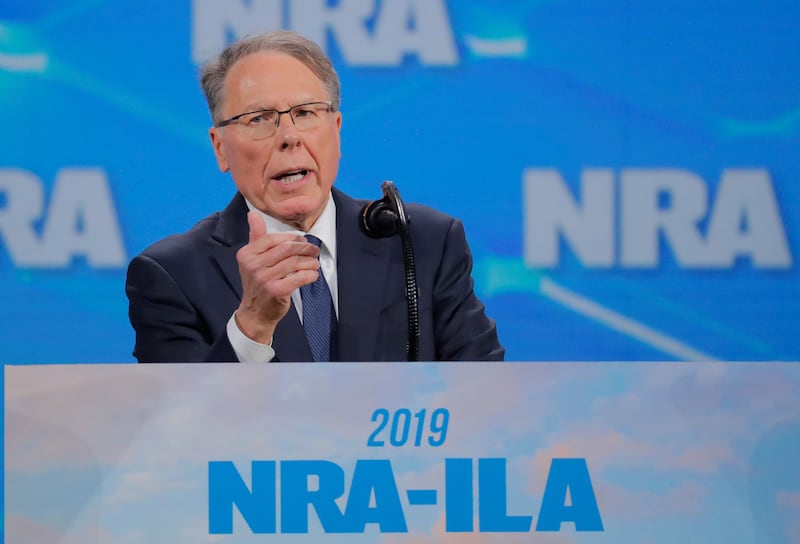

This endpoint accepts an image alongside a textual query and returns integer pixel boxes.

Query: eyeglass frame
[215,101,336,138]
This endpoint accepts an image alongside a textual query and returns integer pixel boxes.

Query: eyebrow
[239,103,273,113]
[241,98,323,113]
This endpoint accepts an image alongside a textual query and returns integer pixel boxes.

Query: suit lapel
[209,193,248,299]
[333,189,391,362]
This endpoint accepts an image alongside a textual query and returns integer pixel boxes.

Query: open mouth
[275,169,309,184]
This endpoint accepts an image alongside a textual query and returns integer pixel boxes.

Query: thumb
[247,210,267,242]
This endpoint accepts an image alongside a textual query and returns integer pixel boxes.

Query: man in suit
[126,30,503,363]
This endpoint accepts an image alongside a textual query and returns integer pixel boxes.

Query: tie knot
[305,234,322,248]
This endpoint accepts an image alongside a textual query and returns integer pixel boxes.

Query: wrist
[234,308,276,345]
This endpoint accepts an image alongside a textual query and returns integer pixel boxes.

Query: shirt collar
[244,193,337,260]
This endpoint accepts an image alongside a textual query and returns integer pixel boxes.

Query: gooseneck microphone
[360,181,420,362]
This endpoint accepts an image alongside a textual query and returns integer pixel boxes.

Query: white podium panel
[5,362,800,543]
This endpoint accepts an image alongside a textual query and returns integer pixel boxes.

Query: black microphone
[360,181,420,361]
[360,181,401,237]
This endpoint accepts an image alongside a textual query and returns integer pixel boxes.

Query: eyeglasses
[216,101,335,140]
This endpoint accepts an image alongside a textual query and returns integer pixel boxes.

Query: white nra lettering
[524,169,614,267]
[524,168,792,269]
[192,0,458,66]
[0,168,126,268]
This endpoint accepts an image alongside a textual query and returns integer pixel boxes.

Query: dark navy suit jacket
[126,188,504,362]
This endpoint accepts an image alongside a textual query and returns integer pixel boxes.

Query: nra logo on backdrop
[0,168,126,269]
[524,168,792,270]
[192,0,459,67]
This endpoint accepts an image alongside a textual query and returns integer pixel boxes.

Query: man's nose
[276,112,302,149]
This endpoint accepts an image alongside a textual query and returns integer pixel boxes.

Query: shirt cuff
[226,313,276,363]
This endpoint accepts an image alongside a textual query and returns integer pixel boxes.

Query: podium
[5,362,800,542]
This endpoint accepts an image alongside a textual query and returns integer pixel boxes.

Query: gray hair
[200,30,341,125]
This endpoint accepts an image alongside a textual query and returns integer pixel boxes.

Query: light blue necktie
[299,235,337,361]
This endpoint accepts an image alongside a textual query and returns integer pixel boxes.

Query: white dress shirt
[226,194,338,362]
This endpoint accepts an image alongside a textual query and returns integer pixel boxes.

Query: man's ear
[209,127,230,173]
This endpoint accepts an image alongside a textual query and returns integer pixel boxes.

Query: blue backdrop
[1,0,798,363]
